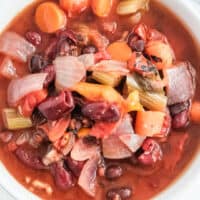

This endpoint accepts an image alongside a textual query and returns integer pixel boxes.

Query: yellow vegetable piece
[78,128,91,138]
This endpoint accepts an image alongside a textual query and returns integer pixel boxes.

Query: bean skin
[106,187,132,200]
[105,165,123,180]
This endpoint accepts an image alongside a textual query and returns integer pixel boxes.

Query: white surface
[0,1,200,200]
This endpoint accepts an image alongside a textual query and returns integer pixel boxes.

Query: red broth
[0,0,200,200]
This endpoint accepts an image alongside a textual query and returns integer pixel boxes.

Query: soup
[0,0,199,200]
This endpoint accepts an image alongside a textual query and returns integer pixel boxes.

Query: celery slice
[126,74,167,111]
[2,108,32,130]
[92,71,122,87]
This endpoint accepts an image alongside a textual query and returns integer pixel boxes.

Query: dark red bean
[105,165,123,180]
[29,54,48,73]
[0,131,13,143]
[106,187,132,200]
[51,161,74,190]
[172,110,189,129]
[15,146,47,170]
[38,91,74,121]
[25,31,41,46]
[41,65,55,87]
[128,34,145,52]
[138,139,163,165]
[82,101,120,123]
[82,45,97,54]
[65,156,85,177]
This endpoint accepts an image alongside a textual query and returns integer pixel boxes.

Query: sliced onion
[78,54,95,69]
[7,73,47,107]
[54,56,86,90]
[78,155,100,197]
[0,32,35,62]
[88,60,129,75]
[103,135,132,159]
[71,138,100,161]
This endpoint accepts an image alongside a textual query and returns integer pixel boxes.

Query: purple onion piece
[38,91,74,121]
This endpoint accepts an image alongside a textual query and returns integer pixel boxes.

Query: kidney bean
[105,164,123,180]
[25,31,41,46]
[29,54,48,73]
[38,91,74,121]
[82,45,97,54]
[138,139,163,165]
[82,101,120,123]
[128,34,145,52]
[169,101,190,116]
[51,161,74,190]
[0,131,13,143]
[65,156,85,177]
[106,187,132,200]
[172,110,189,129]
[15,146,47,170]
[41,65,55,87]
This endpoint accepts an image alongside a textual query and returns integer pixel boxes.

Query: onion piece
[7,73,47,107]
[54,56,86,90]
[0,57,18,79]
[78,54,95,69]
[88,60,129,75]
[0,32,36,62]
[71,138,100,161]
[78,155,100,197]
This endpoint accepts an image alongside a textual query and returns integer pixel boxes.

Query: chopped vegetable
[117,0,149,16]
[145,40,175,69]
[78,54,95,69]
[18,89,48,117]
[78,155,100,197]
[39,118,70,142]
[126,90,143,112]
[126,74,167,111]
[54,56,86,90]
[73,82,125,106]
[7,73,47,107]
[60,0,89,17]
[0,32,35,62]
[107,42,132,62]
[0,57,18,79]
[135,111,165,136]
[92,71,122,87]
[91,0,113,17]
[35,2,67,33]
[190,101,200,124]
[2,108,32,130]
[88,60,129,75]
[77,128,91,138]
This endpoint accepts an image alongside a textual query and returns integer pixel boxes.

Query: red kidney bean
[82,101,120,123]
[15,146,47,170]
[105,164,123,180]
[128,34,145,52]
[138,139,163,165]
[106,187,132,200]
[25,31,41,46]
[172,110,189,129]
[38,91,74,121]
[0,131,13,143]
[65,156,85,177]
[29,54,48,73]
[51,161,74,190]
[82,45,97,54]
[41,65,55,87]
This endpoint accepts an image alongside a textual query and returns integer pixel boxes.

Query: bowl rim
[0,1,200,200]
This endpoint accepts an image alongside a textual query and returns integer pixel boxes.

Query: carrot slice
[135,111,165,136]
[190,101,200,124]
[35,2,67,33]
[107,41,132,62]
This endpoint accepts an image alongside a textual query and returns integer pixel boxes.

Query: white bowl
[0,1,200,200]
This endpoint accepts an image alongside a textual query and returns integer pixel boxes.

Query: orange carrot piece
[190,101,200,124]
[18,89,48,117]
[107,42,132,62]
[39,118,70,142]
[135,111,165,136]
[35,2,67,33]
